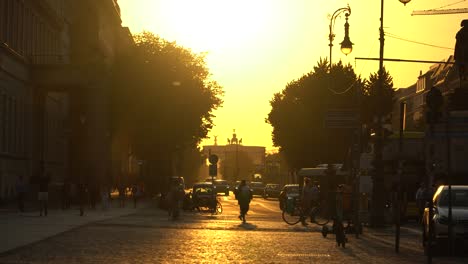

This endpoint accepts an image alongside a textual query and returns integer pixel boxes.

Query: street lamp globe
[340,36,353,55]
[399,0,411,5]
[339,14,353,55]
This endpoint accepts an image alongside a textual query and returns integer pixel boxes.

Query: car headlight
[437,215,449,225]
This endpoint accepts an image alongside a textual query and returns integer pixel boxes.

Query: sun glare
[158,0,274,52]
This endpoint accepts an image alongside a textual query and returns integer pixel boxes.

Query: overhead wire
[385,32,454,50]
[326,38,377,95]
[433,0,466,10]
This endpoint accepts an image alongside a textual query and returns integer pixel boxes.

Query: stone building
[202,131,266,182]
[0,0,133,202]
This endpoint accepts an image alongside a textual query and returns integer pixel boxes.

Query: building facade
[202,132,266,182]
[0,0,133,202]
[390,55,468,185]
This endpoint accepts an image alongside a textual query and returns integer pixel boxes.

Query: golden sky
[118,0,467,152]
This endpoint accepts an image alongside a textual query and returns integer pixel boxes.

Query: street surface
[1,194,467,263]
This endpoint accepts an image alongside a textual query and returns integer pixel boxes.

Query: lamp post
[328,5,353,71]
[372,0,412,228]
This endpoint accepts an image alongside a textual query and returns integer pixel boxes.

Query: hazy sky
[118,0,467,152]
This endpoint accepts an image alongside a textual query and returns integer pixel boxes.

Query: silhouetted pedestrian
[61,178,71,210]
[131,183,141,208]
[38,169,50,216]
[235,180,253,223]
[118,184,126,208]
[101,186,110,211]
[77,182,87,216]
[16,175,27,213]
[301,177,314,226]
[415,182,427,223]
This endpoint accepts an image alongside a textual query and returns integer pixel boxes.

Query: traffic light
[208,154,218,176]
[425,87,443,124]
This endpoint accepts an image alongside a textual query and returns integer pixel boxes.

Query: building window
[416,77,426,93]
[0,0,6,43]
[18,1,24,55]
[0,92,3,153]
[5,95,10,153]
[11,0,17,50]
[12,98,16,154]
[5,0,12,46]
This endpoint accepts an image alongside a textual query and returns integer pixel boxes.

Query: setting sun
[155,0,276,52]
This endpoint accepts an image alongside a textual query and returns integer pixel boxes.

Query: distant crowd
[13,167,144,217]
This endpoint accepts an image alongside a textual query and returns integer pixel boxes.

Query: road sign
[324,109,359,128]
[209,154,219,164]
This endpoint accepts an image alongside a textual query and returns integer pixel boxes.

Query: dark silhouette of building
[0,0,133,202]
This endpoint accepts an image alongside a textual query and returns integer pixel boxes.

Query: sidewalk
[1,199,151,254]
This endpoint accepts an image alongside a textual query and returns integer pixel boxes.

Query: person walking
[101,185,110,211]
[131,183,139,209]
[168,180,184,220]
[415,182,427,223]
[235,180,253,223]
[61,178,71,210]
[38,169,50,216]
[300,177,314,226]
[77,182,87,216]
[118,183,126,208]
[16,175,27,213]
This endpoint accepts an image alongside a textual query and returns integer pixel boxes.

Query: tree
[266,59,364,170]
[360,67,395,128]
[111,32,223,190]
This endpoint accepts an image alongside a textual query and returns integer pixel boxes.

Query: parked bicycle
[281,196,329,226]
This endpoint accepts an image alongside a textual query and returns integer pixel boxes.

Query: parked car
[250,182,265,196]
[279,184,300,210]
[422,185,468,253]
[213,179,230,196]
[263,183,281,199]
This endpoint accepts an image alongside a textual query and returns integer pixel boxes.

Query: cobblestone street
[2,196,467,263]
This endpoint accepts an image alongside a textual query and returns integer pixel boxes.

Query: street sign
[208,154,219,164]
[324,109,359,128]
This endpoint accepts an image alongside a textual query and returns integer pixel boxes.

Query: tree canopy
[267,60,396,170]
[111,32,223,177]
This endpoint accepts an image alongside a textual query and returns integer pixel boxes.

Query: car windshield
[215,180,227,185]
[287,187,299,194]
[250,182,264,188]
[194,186,213,194]
[267,184,279,189]
[439,190,468,207]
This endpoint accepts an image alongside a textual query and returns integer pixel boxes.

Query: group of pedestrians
[11,167,144,217]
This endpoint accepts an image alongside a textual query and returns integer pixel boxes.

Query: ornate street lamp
[328,5,352,70]
[340,13,353,55]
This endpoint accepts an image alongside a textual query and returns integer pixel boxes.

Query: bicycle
[281,197,329,226]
